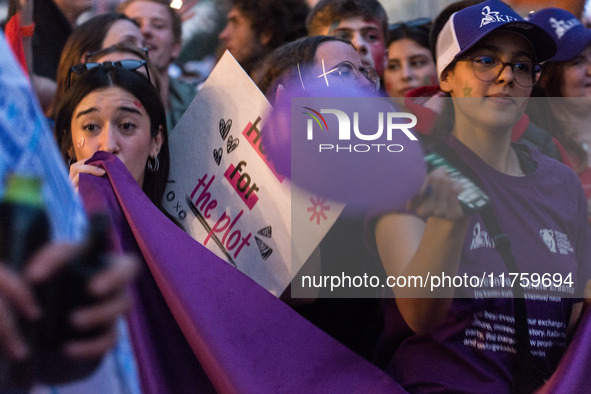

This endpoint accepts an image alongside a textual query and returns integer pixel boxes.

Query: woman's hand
[406,166,466,221]
[69,159,106,191]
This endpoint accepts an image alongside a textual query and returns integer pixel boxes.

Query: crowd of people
[1,0,591,392]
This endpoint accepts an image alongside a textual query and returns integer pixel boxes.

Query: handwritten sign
[163,52,343,296]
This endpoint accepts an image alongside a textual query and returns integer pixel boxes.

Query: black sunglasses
[388,17,432,33]
[67,60,151,89]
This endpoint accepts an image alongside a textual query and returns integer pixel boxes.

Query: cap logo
[549,17,580,39]
[479,5,519,28]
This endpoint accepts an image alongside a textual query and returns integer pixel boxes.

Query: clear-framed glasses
[67,60,151,89]
[461,55,541,88]
[316,60,381,92]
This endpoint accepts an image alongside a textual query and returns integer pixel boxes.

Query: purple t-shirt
[389,135,591,392]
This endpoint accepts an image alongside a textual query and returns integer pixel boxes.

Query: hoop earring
[147,156,160,172]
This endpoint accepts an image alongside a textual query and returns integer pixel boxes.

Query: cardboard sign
[163,51,343,296]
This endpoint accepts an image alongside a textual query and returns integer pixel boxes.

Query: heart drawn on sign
[227,135,239,153]
[213,148,222,165]
[219,118,232,141]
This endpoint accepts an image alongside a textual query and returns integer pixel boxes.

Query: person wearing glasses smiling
[374,0,591,391]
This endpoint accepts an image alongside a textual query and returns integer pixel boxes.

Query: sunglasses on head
[388,17,432,33]
[66,59,151,89]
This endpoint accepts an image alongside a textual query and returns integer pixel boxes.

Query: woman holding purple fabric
[374,0,591,392]
[53,65,215,392]
[51,63,408,393]
[55,65,168,206]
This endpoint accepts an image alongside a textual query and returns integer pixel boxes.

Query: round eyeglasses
[460,55,541,88]
[316,61,381,92]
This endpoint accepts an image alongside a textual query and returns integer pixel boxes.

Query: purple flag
[78,151,405,393]
[79,151,591,392]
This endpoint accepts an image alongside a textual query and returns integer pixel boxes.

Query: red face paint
[134,100,143,109]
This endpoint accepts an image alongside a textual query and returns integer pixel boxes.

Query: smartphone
[424,151,490,213]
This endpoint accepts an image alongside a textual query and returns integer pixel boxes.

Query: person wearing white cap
[374,0,591,391]
[527,8,591,220]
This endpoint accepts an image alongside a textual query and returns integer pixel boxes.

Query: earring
[147,156,160,172]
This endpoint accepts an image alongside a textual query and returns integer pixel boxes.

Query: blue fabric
[0,31,141,394]
[0,33,85,243]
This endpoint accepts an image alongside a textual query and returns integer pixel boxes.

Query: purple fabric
[77,151,591,392]
[79,154,212,393]
[78,151,405,393]
[537,306,591,393]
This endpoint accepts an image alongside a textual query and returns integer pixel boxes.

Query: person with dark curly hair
[218,0,309,80]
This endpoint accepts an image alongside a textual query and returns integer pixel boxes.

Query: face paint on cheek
[368,43,386,74]
[76,137,85,149]
[463,82,472,97]
[369,44,383,62]
[133,101,143,109]
[421,75,431,87]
